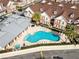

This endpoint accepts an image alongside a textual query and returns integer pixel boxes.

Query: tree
[65,24,78,44]
[32,12,41,24]
[16,6,22,11]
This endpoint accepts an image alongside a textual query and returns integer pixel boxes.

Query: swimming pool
[24,31,60,43]
[15,43,20,49]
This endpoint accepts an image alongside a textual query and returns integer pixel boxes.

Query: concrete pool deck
[6,26,69,49]
[0,45,79,58]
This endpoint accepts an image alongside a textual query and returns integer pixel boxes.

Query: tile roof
[30,0,64,17]
[29,0,79,21]
[30,0,79,19]
[0,0,21,7]
[0,0,9,6]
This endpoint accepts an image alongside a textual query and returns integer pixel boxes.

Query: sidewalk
[0,45,79,58]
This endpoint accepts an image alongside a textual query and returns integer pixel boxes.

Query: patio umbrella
[15,43,21,49]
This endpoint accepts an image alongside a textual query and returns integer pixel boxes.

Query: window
[62,22,64,24]
[61,26,64,30]
[29,11,32,14]
[26,11,32,17]
[46,17,48,20]
[42,16,45,20]
[59,20,61,24]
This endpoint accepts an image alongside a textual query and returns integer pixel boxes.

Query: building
[0,0,9,15]
[25,0,64,25]
[53,16,67,30]
[0,14,31,50]
[6,0,17,13]
[25,0,65,29]
[52,0,79,4]
[0,0,39,14]
[52,3,79,30]
[25,0,79,30]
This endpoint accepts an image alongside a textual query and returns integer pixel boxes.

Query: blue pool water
[24,31,60,43]
[15,43,20,49]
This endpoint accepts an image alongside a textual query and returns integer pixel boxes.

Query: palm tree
[32,12,41,24]
[16,5,22,11]
[65,24,78,44]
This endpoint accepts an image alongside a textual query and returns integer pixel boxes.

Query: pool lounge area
[24,31,60,43]
[4,26,69,50]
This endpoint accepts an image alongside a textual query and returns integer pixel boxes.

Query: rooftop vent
[69,13,75,18]
[58,4,64,7]
[54,11,57,15]
[71,6,77,9]
[41,0,46,3]
[47,2,52,5]
[40,8,44,12]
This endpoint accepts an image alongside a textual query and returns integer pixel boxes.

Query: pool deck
[6,26,70,49]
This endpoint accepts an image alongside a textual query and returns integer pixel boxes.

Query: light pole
[39,48,45,59]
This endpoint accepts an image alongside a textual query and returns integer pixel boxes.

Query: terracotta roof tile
[0,0,9,6]
[30,1,64,17]
[29,0,79,21]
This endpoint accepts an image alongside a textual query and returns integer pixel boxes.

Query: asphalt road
[2,49,79,59]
